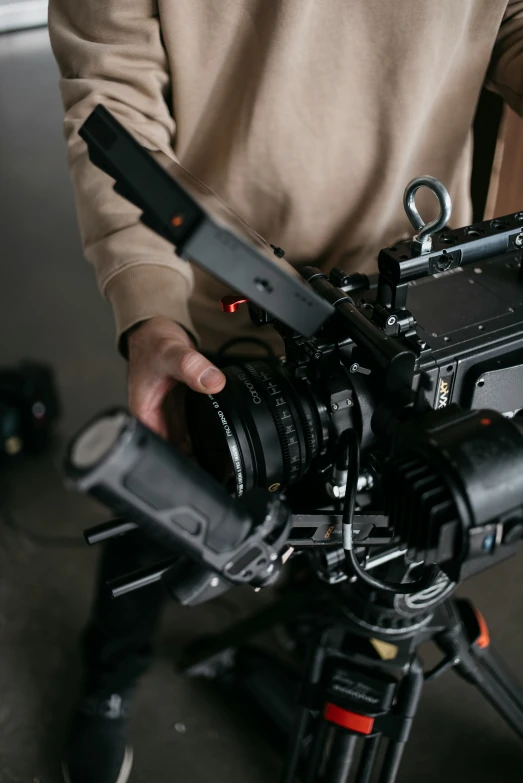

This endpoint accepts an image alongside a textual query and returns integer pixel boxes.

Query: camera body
[189,212,523,490]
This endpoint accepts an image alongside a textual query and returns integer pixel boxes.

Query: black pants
[82,530,169,696]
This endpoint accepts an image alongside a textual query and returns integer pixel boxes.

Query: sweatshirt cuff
[104,264,198,352]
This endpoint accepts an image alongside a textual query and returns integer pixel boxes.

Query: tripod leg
[476,645,523,713]
[279,707,310,783]
[455,643,523,739]
[377,658,424,783]
[378,740,405,783]
[323,730,358,783]
[304,718,330,783]
[437,601,523,739]
[280,640,326,783]
[354,736,381,783]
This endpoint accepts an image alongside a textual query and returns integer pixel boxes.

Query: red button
[323,702,375,735]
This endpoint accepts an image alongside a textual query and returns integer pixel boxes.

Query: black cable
[340,430,440,595]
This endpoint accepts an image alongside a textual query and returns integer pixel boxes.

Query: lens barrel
[186,360,322,496]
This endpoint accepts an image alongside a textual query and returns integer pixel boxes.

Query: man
[48,2,523,781]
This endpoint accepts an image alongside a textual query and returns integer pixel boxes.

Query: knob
[221,295,249,313]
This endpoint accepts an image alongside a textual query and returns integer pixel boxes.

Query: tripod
[180,572,523,783]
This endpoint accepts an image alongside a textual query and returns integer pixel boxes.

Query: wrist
[123,317,196,360]
[106,264,198,355]
[120,319,150,359]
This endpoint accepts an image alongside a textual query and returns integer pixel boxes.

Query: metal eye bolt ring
[403,176,453,253]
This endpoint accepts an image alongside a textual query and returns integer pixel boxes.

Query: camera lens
[186,360,323,496]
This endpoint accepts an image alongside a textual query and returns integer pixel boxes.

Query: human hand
[127,317,226,447]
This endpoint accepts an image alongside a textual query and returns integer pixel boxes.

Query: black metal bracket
[377,213,523,311]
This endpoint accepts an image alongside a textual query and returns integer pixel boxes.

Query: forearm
[48,0,197,343]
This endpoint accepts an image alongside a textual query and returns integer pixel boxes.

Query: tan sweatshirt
[48,0,523,353]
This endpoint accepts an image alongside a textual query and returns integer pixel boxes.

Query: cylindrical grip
[65,408,252,557]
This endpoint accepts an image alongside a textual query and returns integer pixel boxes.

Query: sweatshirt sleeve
[486,0,523,116]
[48,0,197,343]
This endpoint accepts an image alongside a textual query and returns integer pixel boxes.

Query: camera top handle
[78,105,334,338]
[377,177,523,310]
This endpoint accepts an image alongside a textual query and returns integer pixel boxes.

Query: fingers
[126,317,225,440]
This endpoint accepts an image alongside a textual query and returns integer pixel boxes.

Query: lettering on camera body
[437,376,452,408]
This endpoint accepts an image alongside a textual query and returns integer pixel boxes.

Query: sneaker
[62,692,134,783]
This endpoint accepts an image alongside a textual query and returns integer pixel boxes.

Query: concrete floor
[0,25,523,783]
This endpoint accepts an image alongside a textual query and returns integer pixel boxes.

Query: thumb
[162,344,226,394]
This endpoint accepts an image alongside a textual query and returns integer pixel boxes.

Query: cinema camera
[65,106,523,783]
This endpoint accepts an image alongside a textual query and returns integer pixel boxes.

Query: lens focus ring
[243,362,304,487]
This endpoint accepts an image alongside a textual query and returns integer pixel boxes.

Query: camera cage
[72,105,523,600]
